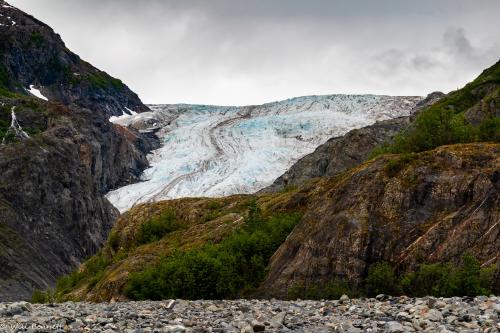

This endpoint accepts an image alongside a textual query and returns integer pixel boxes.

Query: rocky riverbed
[0,296,498,332]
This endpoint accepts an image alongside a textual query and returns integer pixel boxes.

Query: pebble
[0,296,498,332]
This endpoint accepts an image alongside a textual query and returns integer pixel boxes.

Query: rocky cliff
[260,143,499,297]
[0,1,158,300]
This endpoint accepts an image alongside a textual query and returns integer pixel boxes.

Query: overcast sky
[8,0,500,105]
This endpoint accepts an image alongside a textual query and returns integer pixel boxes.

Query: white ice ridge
[27,85,48,101]
[106,94,422,213]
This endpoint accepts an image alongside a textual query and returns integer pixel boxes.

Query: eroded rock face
[0,1,158,300]
[260,143,500,298]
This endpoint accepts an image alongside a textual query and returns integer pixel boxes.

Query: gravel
[0,296,498,332]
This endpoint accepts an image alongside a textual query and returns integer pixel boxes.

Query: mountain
[105,95,422,212]
[56,61,499,302]
[0,0,147,117]
[0,1,157,300]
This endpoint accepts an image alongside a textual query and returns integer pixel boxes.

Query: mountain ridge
[0,1,158,300]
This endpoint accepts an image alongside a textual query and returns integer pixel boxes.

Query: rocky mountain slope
[260,143,499,297]
[0,1,157,300]
[57,61,499,302]
[105,95,421,213]
[0,0,147,117]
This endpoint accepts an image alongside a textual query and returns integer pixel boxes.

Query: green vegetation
[401,253,496,297]
[31,289,56,304]
[372,61,500,156]
[125,203,302,300]
[384,153,416,177]
[86,72,125,91]
[135,209,184,245]
[286,254,496,300]
[365,262,402,296]
[29,32,45,48]
[55,254,110,297]
[0,65,15,97]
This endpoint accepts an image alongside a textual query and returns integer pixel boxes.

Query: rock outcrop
[0,1,158,300]
[260,143,500,297]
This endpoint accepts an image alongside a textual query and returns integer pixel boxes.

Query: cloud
[7,0,500,104]
[370,27,499,94]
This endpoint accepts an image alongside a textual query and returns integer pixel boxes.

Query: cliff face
[0,2,158,300]
[260,143,499,297]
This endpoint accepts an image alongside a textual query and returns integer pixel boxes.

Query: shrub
[55,254,110,294]
[478,116,500,142]
[31,289,56,304]
[136,209,183,245]
[324,279,356,299]
[108,231,120,251]
[370,61,499,156]
[125,210,302,300]
[384,153,415,177]
[365,262,401,296]
[400,263,457,297]
[401,253,496,297]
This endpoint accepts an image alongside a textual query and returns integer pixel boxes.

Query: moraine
[0,296,498,332]
[107,94,421,213]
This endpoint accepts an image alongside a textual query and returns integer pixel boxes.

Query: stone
[161,325,186,333]
[425,309,444,322]
[252,320,266,332]
[241,325,254,333]
[207,304,220,312]
[385,321,405,332]
[340,294,350,303]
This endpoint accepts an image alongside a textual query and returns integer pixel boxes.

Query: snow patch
[107,94,422,213]
[27,85,48,101]
[109,108,138,123]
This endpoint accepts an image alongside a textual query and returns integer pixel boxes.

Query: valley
[0,2,498,332]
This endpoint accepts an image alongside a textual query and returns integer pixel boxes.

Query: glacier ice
[106,94,422,213]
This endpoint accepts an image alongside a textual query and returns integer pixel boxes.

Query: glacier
[107,94,422,213]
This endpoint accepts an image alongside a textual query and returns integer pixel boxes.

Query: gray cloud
[7,0,500,105]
